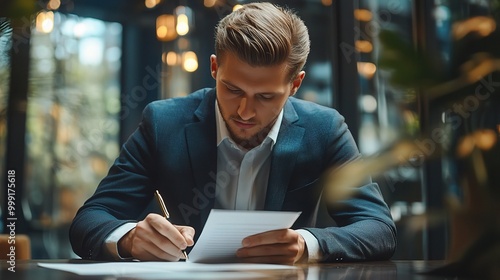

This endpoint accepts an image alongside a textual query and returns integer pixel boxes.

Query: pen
[154,189,189,260]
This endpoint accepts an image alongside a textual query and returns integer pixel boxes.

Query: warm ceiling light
[233,5,243,11]
[355,40,373,53]
[321,0,332,6]
[145,0,161,9]
[156,14,177,41]
[456,135,475,157]
[47,0,61,10]
[183,51,198,72]
[164,51,178,66]
[354,9,373,22]
[176,14,189,36]
[474,129,497,151]
[36,11,55,33]
[453,16,496,40]
[357,62,377,79]
[457,129,498,157]
[204,0,217,8]
[175,6,192,36]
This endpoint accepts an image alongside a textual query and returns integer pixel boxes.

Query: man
[70,2,396,264]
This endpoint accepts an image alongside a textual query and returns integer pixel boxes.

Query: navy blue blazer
[70,88,396,262]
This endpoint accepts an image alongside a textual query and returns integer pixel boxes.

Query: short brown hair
[214,2,310,82]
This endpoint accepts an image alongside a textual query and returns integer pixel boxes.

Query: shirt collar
[215,99,283,149]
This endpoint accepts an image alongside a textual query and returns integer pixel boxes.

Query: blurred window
[25,13,122,258]
[353,0,423,259]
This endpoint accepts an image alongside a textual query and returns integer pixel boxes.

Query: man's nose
[237,97,256,120]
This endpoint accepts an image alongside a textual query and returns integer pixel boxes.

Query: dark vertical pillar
[3,18,31,234]
[331,0,360,141]
[119,23,162,145]
[412,0,447,260]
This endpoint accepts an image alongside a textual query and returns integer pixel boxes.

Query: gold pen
[154,190,189,260]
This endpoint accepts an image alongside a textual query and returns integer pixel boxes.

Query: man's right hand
[118,213,195,261]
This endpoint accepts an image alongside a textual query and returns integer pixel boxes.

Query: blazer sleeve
[304,111,397,262]
[69,104,159,260]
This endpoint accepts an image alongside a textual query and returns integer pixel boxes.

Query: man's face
[210,52,304,149]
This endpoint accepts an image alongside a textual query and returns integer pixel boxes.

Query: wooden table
[0,259,471,280]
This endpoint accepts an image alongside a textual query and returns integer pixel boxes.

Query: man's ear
[210,54,218,79]
[290,71,306,96]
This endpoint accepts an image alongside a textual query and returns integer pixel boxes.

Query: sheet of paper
[38,261,296,277]
[187,209,301,263]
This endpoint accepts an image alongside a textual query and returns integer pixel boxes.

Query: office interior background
[1,0,499,261]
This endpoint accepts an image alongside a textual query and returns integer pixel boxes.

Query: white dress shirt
[103,100,323,262]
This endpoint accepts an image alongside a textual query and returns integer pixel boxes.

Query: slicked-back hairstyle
[214,2,310,82]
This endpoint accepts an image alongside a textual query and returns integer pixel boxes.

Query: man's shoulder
[288,97,342,119]
[141,88,215,126]
[147,88,214,112]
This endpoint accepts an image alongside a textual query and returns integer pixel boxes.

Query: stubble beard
[217,98,278,150]
[226,119,273,150]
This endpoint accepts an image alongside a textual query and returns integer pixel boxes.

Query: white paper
[38,261,296,277]
[187,209,301,263]
[38,210,301,277]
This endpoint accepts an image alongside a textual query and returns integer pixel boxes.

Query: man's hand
[118,213,194,261]
[236,229,306,265]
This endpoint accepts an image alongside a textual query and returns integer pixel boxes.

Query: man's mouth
[233,119,256,129]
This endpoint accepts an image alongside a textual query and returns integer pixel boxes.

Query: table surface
[0,259,472,280]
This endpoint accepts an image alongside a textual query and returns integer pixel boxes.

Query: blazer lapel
[265,100,305,210]
[185,90,217,226]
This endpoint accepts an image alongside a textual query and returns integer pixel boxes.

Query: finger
[243,229,295,247]
[146,214,188,249]
[134,221,186,260]
[131,238,181,261]
[137,250,163,261]
[177,226,195,246]
[237,243,298,259]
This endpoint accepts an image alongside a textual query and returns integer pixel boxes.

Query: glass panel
[432,0,499,262]
[434,0,494,208]
[287,1,334,107]
[354,0,498,260]
[353,0,424,259]
[356,1,415,153]
[25,12,122,258]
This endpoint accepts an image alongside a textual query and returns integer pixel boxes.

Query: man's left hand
[236,229,306,265]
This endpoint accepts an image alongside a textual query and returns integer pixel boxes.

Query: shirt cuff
[296,229,323,263]
[104,222,137,260]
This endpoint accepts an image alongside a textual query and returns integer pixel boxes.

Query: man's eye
[228,88,242,93]
[259,94,274,100]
